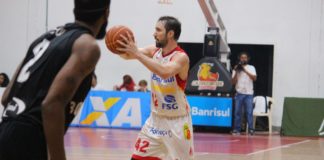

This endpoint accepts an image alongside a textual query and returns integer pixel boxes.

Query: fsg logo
[162,95,178,110]
[80,96,143,128]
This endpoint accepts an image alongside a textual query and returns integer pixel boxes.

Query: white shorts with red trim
[131,113,194,160]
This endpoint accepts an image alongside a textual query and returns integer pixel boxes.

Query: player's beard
[155,36,168,48]
[96,21,108,40]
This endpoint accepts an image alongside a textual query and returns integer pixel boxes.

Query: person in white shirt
[232,52,257,135]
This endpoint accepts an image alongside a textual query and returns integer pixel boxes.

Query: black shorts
[0,119,47,160]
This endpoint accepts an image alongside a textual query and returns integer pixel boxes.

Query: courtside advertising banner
[74,91,151,129]
[72,91,232,128]
[189,96,232,127]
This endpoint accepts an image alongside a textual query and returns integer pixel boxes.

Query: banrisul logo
[152,74,175,84]
[162,95,178,110]
[191,106,230,117]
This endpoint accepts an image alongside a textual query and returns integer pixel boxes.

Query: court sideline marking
[246,139,311,156]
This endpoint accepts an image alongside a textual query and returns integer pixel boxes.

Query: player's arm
[243,68,257,81]
[41,34,100,160]
[119,45,156,60]
[117,34,188,79]
[231,67,238,85]
[1,61,23,107]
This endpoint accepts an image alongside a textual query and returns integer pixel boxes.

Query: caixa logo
[79,96,142,128]
[162,95,178,110]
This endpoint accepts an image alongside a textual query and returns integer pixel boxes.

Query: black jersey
[2,23,94,131]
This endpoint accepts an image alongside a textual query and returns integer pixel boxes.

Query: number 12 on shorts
[135,138,150,153]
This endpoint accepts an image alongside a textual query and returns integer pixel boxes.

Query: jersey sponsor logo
[152,74,175,84]
[162,95,178,110]
[183,123,191,140]
[149,127,172,137]
[3,97,26,118]
[164,95,176,103]
[191,63,224,91]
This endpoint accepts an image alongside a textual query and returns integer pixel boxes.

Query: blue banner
[74,91,151,129]
[72,91,232,129]
[189,96,232,127]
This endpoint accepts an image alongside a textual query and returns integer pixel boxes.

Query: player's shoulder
[73,34,100,57]
[72,34,100,65]
[145,45,159,56]
[174,46,189,60]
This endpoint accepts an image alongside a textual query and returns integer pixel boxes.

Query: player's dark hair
[0,73,9,87]
[74,0,111,24]
[158,16,181,41]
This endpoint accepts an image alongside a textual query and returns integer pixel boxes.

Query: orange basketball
[105,25,135,54]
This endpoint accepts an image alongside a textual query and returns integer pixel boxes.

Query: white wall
[46,0,207,90]
[215,0,324,126]
[0,0,46,76]
[0,0,323,127]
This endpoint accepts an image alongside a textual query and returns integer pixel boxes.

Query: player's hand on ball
[116,32,140,58]
[118,53,134,60]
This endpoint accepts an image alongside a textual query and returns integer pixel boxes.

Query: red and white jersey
[150,46,190,117]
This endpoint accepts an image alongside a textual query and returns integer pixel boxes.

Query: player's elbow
[41,99,54,117]
[41,97,66,118]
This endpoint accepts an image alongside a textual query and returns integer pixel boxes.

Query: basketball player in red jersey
[118,16,194,160]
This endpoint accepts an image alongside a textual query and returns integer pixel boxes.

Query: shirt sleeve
[248,65,257,76]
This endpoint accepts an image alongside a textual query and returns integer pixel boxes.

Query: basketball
[105,25,135,54]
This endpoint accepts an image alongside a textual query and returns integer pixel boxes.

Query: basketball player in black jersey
[0,0,110,160]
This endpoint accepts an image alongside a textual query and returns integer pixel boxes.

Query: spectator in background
[137,80,150,92]
[91,73,105,90]
[232,52,257,136]
[114,74,135,91]
[0,73,9,87]
[92,73,98,88]
[0,73,9,122]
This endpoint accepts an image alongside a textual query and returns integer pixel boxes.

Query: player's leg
[163,115,194,160]
[131,115,167,160]
[233,94,244,133]
[244,95,254,134]
[0,120,47,160]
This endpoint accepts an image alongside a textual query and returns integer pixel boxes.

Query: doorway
[229,44,274,96]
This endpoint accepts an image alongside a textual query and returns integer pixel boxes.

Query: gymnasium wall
[0,0,323,127]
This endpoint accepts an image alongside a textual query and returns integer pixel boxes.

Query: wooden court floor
[65,127,324,160]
